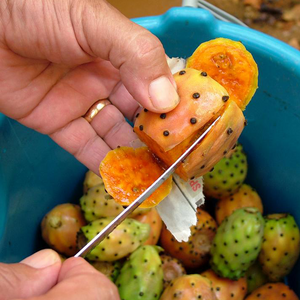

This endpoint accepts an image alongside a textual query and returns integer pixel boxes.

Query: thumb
[0,249,62,300]
[74,0,179,112]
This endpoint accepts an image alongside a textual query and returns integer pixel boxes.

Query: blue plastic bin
[1,6,300,292]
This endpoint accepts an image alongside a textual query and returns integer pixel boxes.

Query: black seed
[190,117,197,124]
[222,95,229,102]
[144,108,148,112]
[136,113,139,118]
[160,113,166,119]
[244,120,248,126]
[139,292,144,296]
[139,125,143,131]
[201,71,207,76]
[163,130,169,136]
[179,70,186,75]
[227,128,233,135]
[193,92,200,99]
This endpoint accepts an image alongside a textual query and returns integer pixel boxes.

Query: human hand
[0,249,120,300]
[0,0,179,174]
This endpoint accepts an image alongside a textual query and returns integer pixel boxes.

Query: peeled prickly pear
[100,147,173,207]
[134,68,246,181]
[115,245,164,300]
[187,38,258,110]
[77,217,150,261]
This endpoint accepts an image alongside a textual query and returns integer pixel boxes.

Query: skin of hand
[0,0,180,298]
[0,249,120,300]
[0,0,179,175]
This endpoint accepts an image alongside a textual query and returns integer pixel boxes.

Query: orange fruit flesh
[187,38,258,110]
[99,147,173,208]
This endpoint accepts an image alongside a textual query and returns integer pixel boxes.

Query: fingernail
[21,249,61,269]
[149,76,179,110]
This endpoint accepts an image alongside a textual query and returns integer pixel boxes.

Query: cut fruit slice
[187,38,258,110]
[99,147,173,208]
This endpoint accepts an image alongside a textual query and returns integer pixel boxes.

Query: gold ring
[84,99,111,123]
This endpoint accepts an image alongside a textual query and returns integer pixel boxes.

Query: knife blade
[74,116,220,258]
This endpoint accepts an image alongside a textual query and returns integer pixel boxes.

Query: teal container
[1,7,300,291]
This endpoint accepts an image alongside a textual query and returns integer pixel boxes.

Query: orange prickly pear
[245,283,299,300]
[160,254,186,289]
[133,208,163,245]
[160,274,217,300]
[215,183,263,224]
[201,269,247,300]
[41,203,86,256]
[160,208,217,269]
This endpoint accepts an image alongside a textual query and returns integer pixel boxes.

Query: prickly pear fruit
[83,170,103,193]
[160,274,217,300]
[210,208,264,280]
[41,203,86,256]
[89,260,123,282]
[203,143,247,199]
[201,269,247,300]
[160,208,217,269]
[100,146,173,207]
[133,208,163,245]
[160,254,186,289]
[259,213,300,282]
[245,283,299,300]
[245,261,268,294]
[115,245,164,300]
[187,38,258,110]
[134,68,245,181]
[80,184,124,222]
[215,184,263,224]
[77,217,150,261]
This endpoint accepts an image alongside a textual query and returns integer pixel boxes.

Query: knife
[75,116,220,258]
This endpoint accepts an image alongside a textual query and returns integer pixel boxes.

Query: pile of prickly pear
[39,37,300,299]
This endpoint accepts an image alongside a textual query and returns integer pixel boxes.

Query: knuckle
[131,31,164,62]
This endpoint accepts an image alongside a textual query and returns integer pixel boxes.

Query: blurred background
[107,0,300,50]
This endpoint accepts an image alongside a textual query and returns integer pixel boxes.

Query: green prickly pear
[203,143,248,199]
[259,213,300,282]
[115,245,164,300]
[245,261,268,294]
[210,207,264,280]
[160,274,217,300]
[80,184,124,222]
[77,217,150,261]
